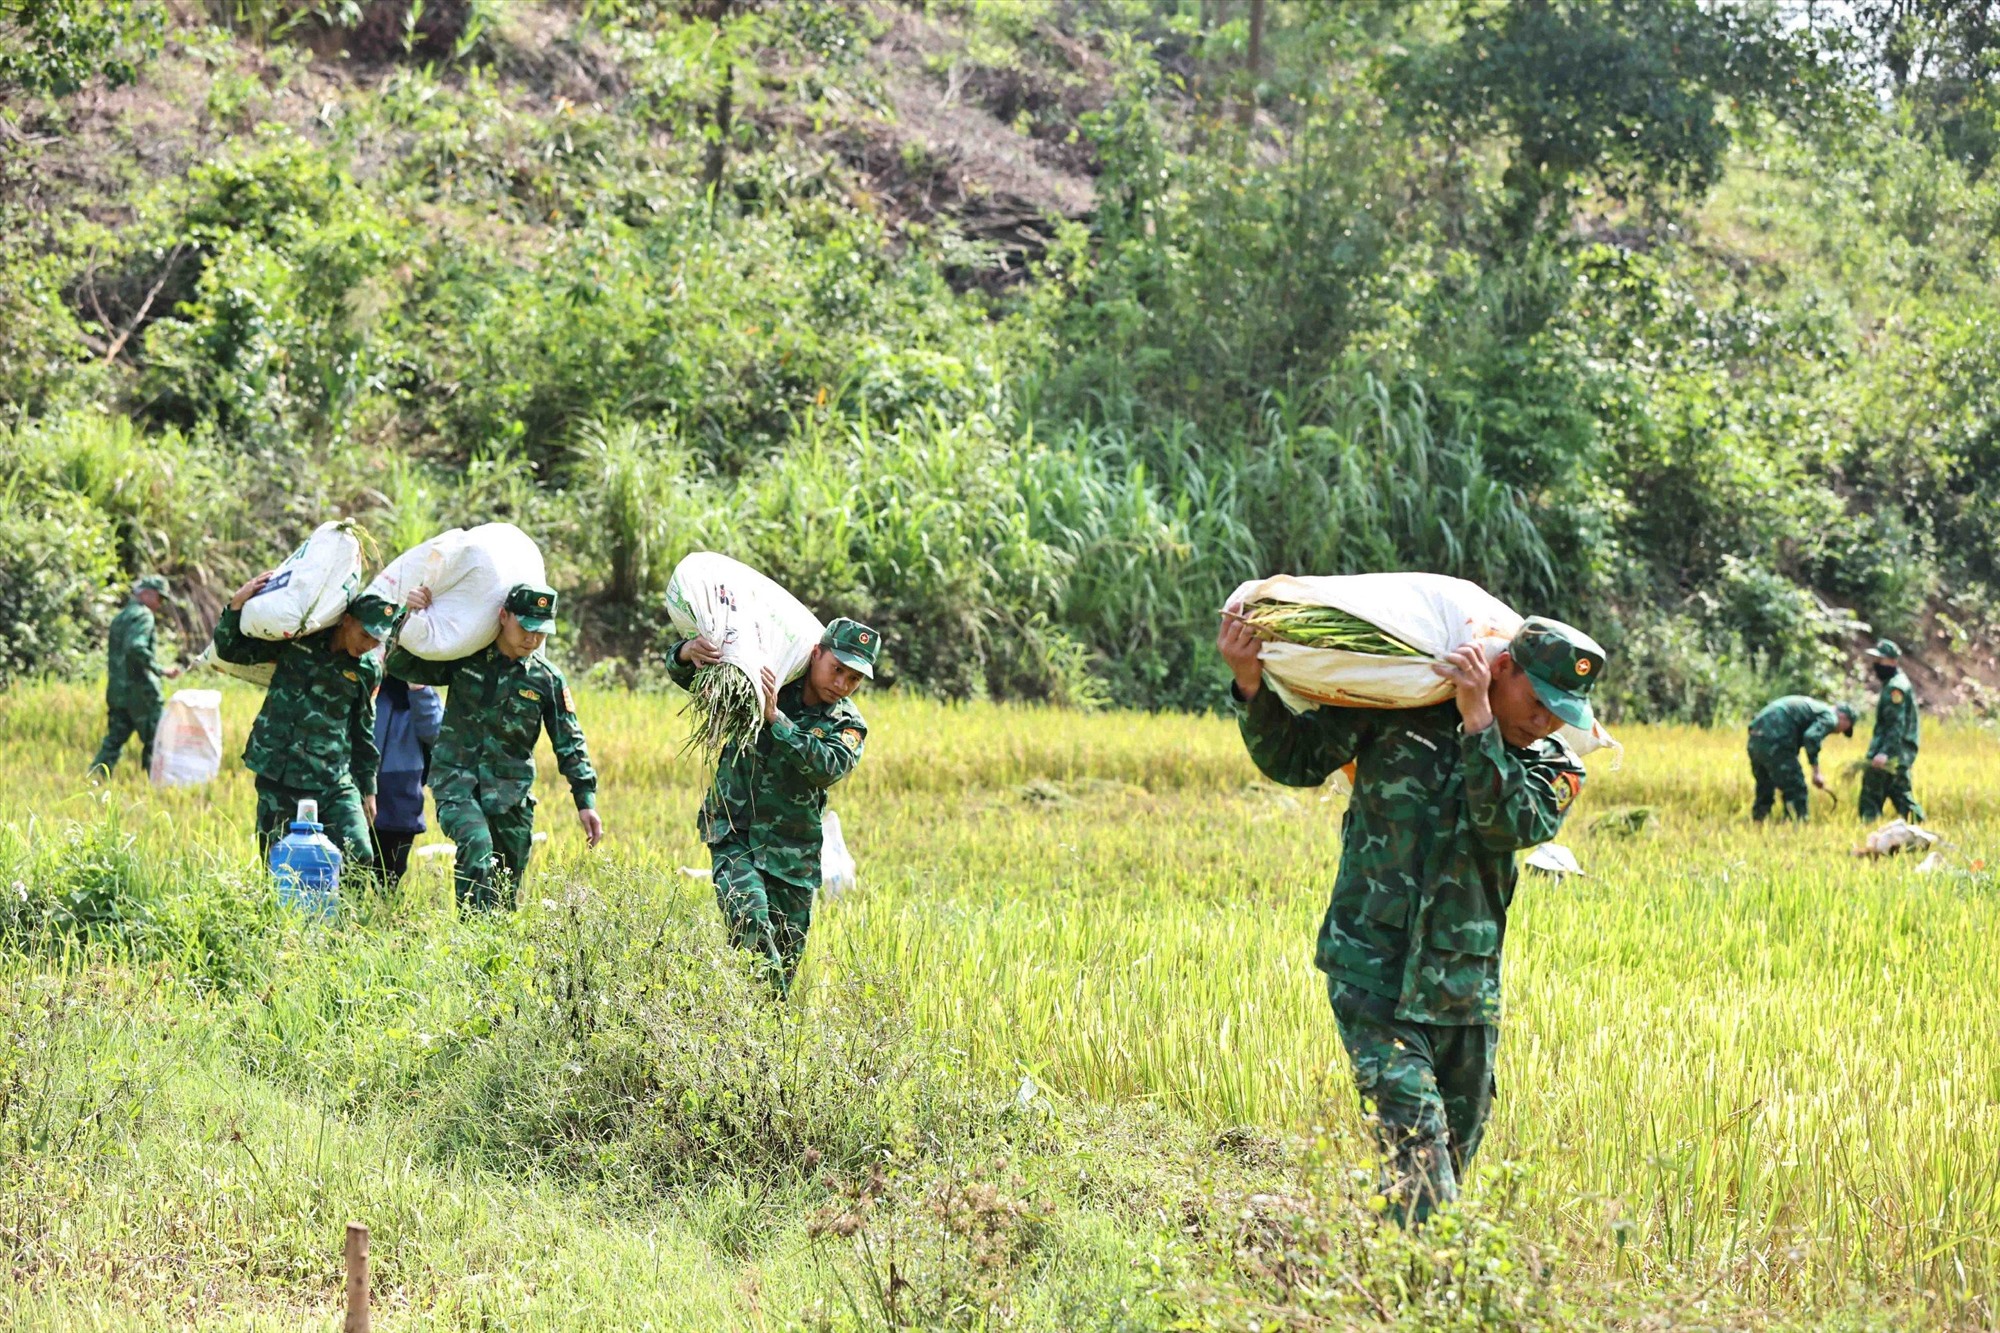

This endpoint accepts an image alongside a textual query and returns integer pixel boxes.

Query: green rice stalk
[678,661,765,757]
[1239,601,1426,657]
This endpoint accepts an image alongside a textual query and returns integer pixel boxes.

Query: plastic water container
[271,798,342,919]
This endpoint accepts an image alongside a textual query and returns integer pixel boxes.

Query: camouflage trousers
[1328,978,1497,1228]
[1747,743,1810,822]
[1858,762,1923,824]
[90,701,163,778]
[254,778,379,888]
[435,780,536,913]
[711,840,815,996]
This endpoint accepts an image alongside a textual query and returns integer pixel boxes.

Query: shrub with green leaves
[0,485,118,684]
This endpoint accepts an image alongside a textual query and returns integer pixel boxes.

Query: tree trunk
[701,60,734,200]
[1236,0,1265,130]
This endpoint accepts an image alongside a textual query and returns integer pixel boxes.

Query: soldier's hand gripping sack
[239,520,366,641]
[665,552,826,717]
[365,523,547,661]
[1225,571,1618,758]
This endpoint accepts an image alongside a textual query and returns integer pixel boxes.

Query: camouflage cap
[1866,638,1901,659]
[506,582,558,633]
[821,617,880,679]
[1508,616,1606,731]
[347,593,401,642]
[1836,700,1859,724]
[134,574,170,597]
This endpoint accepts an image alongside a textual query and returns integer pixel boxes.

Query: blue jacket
[373,680,443,834]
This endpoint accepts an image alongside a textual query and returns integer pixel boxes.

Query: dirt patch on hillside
[1858,611,2000,717]
[775,3,1104,286]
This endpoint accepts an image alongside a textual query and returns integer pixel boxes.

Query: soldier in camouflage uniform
[1221,611,1602,1226]
[1746,696,1854,821]
[388,583,603,912]
[1859,639,1923,823]
[666,618,879,995]
[89,574,181,777]
[213,571,403,875]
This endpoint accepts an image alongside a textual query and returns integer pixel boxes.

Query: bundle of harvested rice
[665,552,826,759]
[680,662,765,755]
[1236,601,1425,657]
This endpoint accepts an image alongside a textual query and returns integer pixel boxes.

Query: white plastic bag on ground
[665,552,826,717]
[1854,819,1940,858]
[1524,843,1585,878]
[190,640,274,688]
[366,523,546,661]
[150,689,223,787]
[820,810,857,901]
[240,520,365,641]
[1226,571,1620,760]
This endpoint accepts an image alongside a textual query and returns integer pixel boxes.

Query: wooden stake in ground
[344,1222,370,1333]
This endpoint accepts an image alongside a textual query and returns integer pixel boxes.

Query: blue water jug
[271,798,342,919]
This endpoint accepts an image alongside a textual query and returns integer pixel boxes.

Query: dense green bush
[0,485,119,682]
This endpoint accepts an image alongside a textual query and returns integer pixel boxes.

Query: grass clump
[420,877,978,1201]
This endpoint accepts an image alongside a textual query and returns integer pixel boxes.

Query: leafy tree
[1385,0,1847,240]
[1856,0,2000,174]
[0,0,160,98]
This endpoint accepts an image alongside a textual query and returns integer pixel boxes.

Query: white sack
[150,688,223,788]
[820,810,857,901]
[191,640,274,689]
[366,523,546,661]
[1855,819,1940,858]
[664,552,826,717]
[239,521,365,641]
[1226,571,1620,760]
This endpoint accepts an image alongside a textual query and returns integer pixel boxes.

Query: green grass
[0,680,1994,1328]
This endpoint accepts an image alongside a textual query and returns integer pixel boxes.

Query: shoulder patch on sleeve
[1890,688,1905,704]
[562,686,575,712]
[839,728,862,752]
[1553,770,1581,812]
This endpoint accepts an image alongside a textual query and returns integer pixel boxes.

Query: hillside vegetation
[6,0,2000,717]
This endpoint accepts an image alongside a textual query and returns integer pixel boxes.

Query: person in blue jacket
[371,676,443,889]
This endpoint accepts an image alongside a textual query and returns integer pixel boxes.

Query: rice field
[0,678,1995,1329]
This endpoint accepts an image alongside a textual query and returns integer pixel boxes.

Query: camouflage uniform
[387,609,596,912]
[1746,696,1846,822]
[212,606,385,871]
[1861,642,1922,822]
[666,618,877,992]
[90,585,170,776]
[1235,617,1599,1225]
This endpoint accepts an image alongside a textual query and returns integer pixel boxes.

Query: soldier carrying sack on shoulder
[666,618,880,996]
[213,571,403,880]
[388,583,603,912]
[1220,610,1603,1227]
